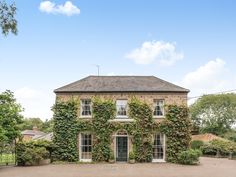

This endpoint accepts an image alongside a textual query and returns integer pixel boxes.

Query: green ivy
[129,97,154,162]
[52,97,191,164]
[52,100,79,162]
[91,97,116,162]
[160,105,191,163]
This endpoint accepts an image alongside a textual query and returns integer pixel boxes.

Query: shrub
[16,140,51,166]
[129,151,135,160]
[224,131,236,142]
[191,140,204,149]
[178,149,202,165]
[201,143,217,155]
[201,139,236,156]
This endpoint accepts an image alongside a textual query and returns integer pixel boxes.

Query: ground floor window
[153,133,165,161]
[80,133,92,161]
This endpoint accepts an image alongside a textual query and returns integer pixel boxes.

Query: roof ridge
[54,75,189,93]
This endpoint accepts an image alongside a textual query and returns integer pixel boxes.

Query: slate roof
[21,130,46,136]
[54,76,189,93]
[33,132,53,141]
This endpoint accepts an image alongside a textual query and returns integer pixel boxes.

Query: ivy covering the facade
[52,100,79,161]
[128,98,154,162]
[91,98,116,161]
[160,105,192,163]
[52,97,191,163]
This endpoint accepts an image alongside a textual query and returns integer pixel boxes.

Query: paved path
[1,157,236,177]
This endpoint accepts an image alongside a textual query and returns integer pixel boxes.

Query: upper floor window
[116,100,128,117]
[81,99,92,117]
[153,100,164,117]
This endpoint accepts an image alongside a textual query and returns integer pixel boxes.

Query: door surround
[114,130,129,162]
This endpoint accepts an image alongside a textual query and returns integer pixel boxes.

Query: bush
[129,151,135,160]
[178,149,202,165]
[201,139,236,156]
[16,140,51,166]
[224,131,236,142]
[201,143,217,155]
[191,140,204,149]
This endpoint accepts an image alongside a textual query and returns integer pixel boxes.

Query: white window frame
[79,133,92,162]
[80,99,92,118]
[152,133,166,162]
[153,99,165,118]
[116,99,128,118]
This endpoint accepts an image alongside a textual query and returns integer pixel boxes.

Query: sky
[1,0,236,120]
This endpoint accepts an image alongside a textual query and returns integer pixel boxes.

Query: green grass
[0,153,15,165]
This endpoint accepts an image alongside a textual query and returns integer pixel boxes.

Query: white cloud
[125,41,184,66]
[177,58,236,104]
[39,1,80,16]
[14,87,54,120]
[181,58,226,91]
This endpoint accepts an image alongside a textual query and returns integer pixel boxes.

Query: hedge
[16,140,53,166]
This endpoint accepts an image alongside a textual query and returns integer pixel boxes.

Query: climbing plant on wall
[160,105,191,163]
[129,97,154,162]
[91,97,116,162]
[52,100,79,161]
[51,97,191,164]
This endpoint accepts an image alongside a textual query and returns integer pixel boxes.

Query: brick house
[54,76,189,162]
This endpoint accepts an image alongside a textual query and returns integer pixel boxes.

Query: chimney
[32,126,38,131]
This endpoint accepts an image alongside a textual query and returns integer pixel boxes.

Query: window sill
[80,159,92,162]
[116,116,129,119]
[79,116,92,119]
[152,159,166,163]
[109,119,134,122]
[153,116,165,119]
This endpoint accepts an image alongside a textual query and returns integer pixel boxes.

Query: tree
[19,118,53,133]
[190,93,236,136]
[41,119,53,133]
[0,90,23,143]
[19,118,44,131]
[0,0,17,36]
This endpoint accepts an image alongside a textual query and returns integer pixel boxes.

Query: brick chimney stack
[32,126,38,131]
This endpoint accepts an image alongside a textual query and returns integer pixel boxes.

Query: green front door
[116,137,128,162]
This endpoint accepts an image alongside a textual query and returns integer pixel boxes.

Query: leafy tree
[41,119,53,133]
[0,90,23,143]
[0,0,17,36]
[19,118,44,131]
[19,118,54,133]
[190,93,236,136]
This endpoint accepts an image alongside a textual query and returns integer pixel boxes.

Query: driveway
[0,157,236,177]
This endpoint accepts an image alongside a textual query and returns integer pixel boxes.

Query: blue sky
[1,0,236,120]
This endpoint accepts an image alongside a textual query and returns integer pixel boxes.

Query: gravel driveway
[0,157,236,177]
